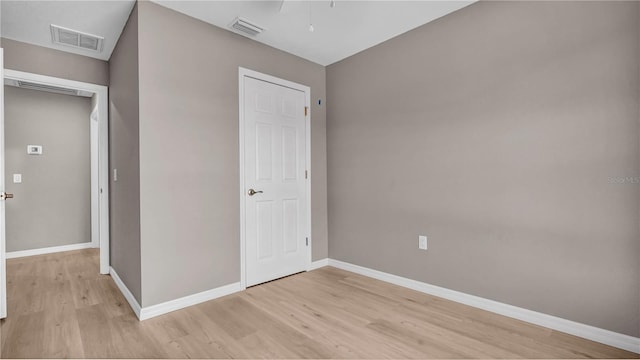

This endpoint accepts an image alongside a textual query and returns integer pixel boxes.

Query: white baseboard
[140,282,242,320]
[328,259,640,354]
[308,258,329,270]
[109,267,142,319]
[110,266,241,321]
[6,242,95,259]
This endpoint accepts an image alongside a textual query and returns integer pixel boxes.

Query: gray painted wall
[136,1,328,307]
[4,86,91,252]
[326,1,640,337]
[108,4,141,304]
[1,38,108,86]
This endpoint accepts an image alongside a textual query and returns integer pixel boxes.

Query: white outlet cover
[419,235,428,250]
[27,145,43,155]
[13,174,22,183]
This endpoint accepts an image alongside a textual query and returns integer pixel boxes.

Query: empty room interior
[0,0,639,358]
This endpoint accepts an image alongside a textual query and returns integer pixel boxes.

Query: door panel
[244,76,307,287]
[256,123,273,181]
[256,201,274,260]
[282,199,298,254]
[282,126,298,181]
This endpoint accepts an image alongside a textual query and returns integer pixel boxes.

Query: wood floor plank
[1,311,46,358]
[109,313,170,358]
[93,276,132,318]
[41,280,85,358]
[165,329,237,359]
[168,307,253,358]
[197,297,259,341]
[140,312,192,345]
[1,249,637,359]
[75,304,125,358]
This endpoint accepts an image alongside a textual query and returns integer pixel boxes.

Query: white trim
[90,106,99,249]
[6,242,95,259]
[0,49,6,319]
[109,267,142,319]
[304,79,312,275]
[308,258,329,271]
[328,259,640,354]
[238,67,312,290]
[139,282,242,320]
[97,87,110,275]
[3,69,110,275]
[111,267,241,321]
[238,69,247,290]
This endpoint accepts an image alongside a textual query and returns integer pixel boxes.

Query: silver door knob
[248,189,263,196]
[1,192,14,200]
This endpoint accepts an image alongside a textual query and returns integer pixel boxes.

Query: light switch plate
[13,174,22,183]
[27,145,43,155]
[419,235,428,250]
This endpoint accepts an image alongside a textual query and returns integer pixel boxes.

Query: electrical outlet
[419,235,428,250]
[27,145,43,155]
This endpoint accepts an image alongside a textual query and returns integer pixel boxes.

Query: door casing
[1,49,6,319]
[0,69,110,319]
[238,67,312,289]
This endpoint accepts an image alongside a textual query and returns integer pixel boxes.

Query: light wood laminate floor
[0,249,637,358]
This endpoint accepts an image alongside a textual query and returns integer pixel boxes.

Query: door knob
[248,189,263,196]
[1,192,14,200]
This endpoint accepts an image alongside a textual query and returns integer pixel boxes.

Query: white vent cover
[230,17,264,37]
[16,81,79,96]
[4,78,93,98]
[50,24,104,52]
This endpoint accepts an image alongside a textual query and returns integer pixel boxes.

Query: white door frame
[238,67,312,289]
[1,49,6,318]
[1,69,110,281]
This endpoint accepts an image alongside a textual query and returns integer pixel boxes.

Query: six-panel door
[244,76,307,287]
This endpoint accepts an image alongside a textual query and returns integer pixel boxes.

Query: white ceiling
[1,1,136,61]
[0,1,473,66]
[152,1,474,66]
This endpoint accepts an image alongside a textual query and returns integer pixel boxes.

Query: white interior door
[243,76,308,287]
[1,48,7,319]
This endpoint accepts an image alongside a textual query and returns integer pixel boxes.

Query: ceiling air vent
[230,17,264,37]
[50,24,104,52]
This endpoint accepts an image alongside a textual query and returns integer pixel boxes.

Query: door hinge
[305,170,308,179]
[304,106,308,116]
[306,237,309,246]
